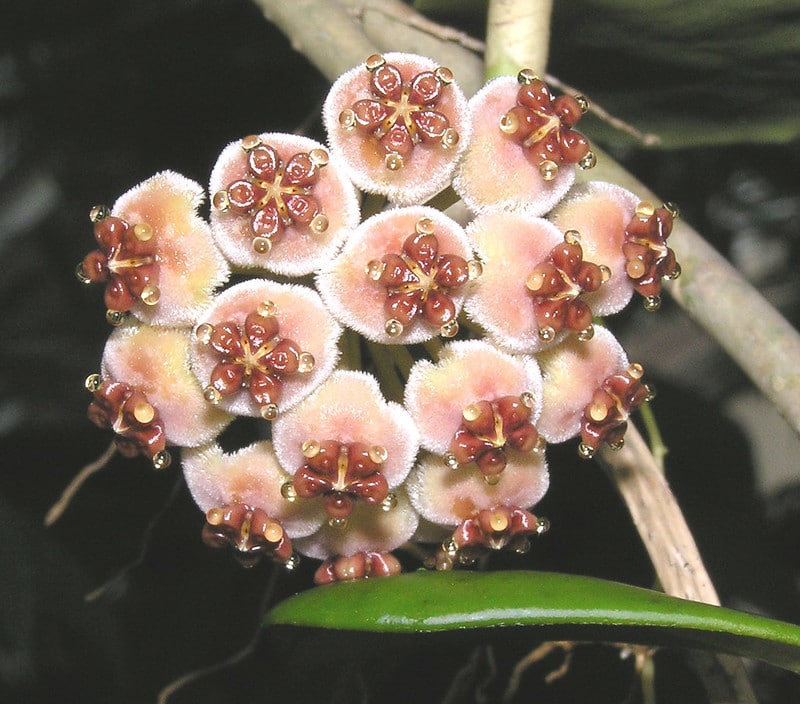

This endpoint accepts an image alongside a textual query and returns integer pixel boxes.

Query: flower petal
[272,370,419,490]
[316,206,475,344]
[110,171,229,326]
[404,339,543,455]
[101,323,232,447]
[406,452,549,528]
[548,181,639,315]
[464,212,564,352]
[452,76,574,215]
[190,279,342,418]
[536,325,628,443]
[293,487,419,560]
[323,53,470,205]
[209,133,359,276]
[182,442,326,538]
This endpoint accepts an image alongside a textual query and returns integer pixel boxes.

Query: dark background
[1,1,798,702]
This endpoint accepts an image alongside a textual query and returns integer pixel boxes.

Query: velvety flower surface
[190,279,342,419]
[406,453,548,529]
[453,76,577,215]
[536,325,629,444]
[182,441,326,540]
[100,323,233,449]
[209,133,359,275]
[323,53,470,205]
[79,171,229,327]
[317,206,477,344]
[465,212,594,352]
[548,181,641,315]
[272,370,420,524]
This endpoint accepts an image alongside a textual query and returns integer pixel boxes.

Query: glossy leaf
[266,570,800,672]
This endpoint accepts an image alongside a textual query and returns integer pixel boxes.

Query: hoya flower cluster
[77,54,679,584]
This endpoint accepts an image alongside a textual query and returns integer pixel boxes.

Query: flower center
[84,373,170,469]
[212,135,330,254]
[445,393,543,483]
[366,216,478,338]
[289,439,394,526]
[526,230,609,342]
[77,209,161,322]
[195,301,315,420]
[338,54,458,170]
[203,503,294,568]
[499,69,595,181]
[622,201,681,311]
[578,363,653,459]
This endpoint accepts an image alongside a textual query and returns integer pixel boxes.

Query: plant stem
[485,0,553,78]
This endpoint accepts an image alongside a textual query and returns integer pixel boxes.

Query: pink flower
[453,73,592,215]
[404,340,545,480]
[316,206,478,344]
[190,280,342,419]
[182,441,327,567]
[271,370,420,559]
[464,212,609,352]
[208,133,359,276]
[78,171,229,327]
[93,323,233,466]
[548,181,642,315]
[536,325,650,457]
[323,53,470,205]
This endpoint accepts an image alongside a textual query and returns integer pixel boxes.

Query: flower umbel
[69,53,677,585]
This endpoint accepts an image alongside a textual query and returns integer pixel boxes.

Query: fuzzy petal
[548,181,639,315]
[101,323,232,447]
[272,370,419,489]
[209,133,359,276]
[182,442,325,538]
[190,279,342,418]
[407,452,549,527]
[452,76,574,215]
[404,339,543,455]
[323,53,470,205]
[316,206,475,344]
[464,212,564,352]
[536,325,628,443]
[111,171,230,326]
[294,487,418,560]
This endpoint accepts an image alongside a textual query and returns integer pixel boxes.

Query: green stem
[639,401,668,472]
[365,340,406,403]
[485,0,554,78]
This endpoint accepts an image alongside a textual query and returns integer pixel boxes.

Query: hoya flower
[295,490,418,584]
[407,454,549,565]
[323,53,470,205]
[548,181,642,314]
[622,201,681,310]
[77,171,229,327]
[90,323,233,467]
[271,371,420,573]
[404,340,545,482]
[317,206,479,344]
[453,72,594,215]
[190,279,342,420]
[464,212,608,352]
[536,325,650,456]
[208,133,359,275]
[182,442,327,567]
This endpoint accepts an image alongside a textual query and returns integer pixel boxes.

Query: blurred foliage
[417,0,800,146]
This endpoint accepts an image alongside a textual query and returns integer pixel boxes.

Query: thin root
[44,441,118,526]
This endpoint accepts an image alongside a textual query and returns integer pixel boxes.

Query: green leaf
[266,571,800,673]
